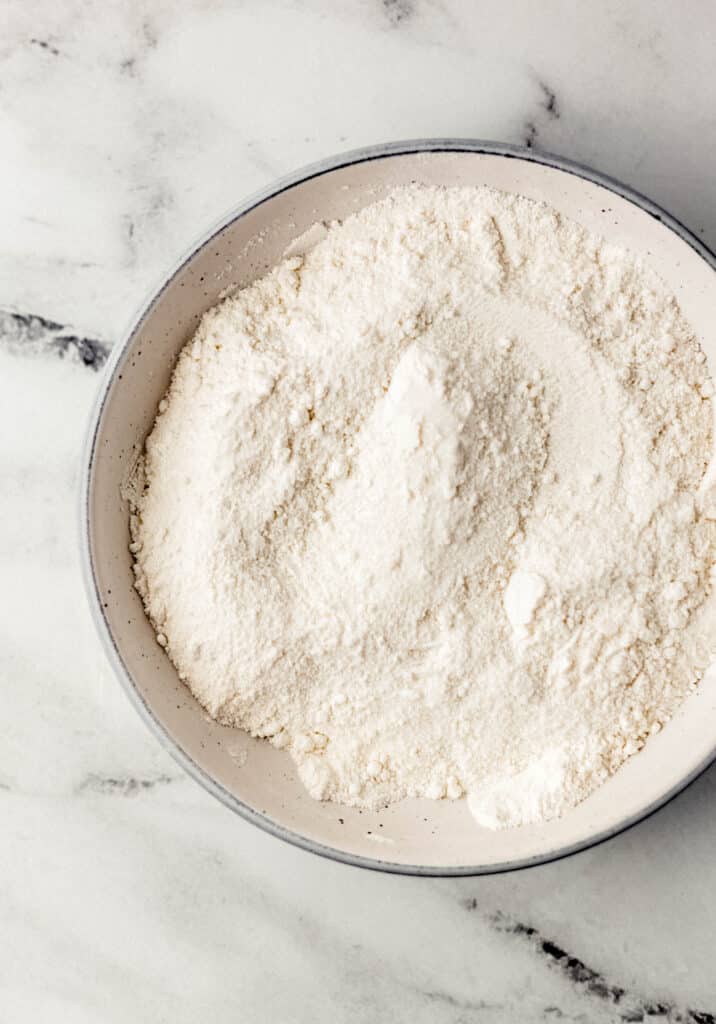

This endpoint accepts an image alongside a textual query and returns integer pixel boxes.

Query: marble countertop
[3,1,716,1019]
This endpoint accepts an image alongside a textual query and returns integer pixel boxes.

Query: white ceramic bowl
[81,140,716,875]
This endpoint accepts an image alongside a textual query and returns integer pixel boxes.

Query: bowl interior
[85,147,716,872]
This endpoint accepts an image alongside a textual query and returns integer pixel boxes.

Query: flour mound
[130,185,716,828]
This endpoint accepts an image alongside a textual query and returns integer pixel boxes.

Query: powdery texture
[130,185,716,828]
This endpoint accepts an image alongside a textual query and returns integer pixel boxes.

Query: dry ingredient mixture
[130,185,716,829]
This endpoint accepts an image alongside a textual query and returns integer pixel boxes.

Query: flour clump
[130,185,716,828]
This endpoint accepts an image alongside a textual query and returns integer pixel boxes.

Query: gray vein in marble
[523,78,561,150]
[524,121,539,149]
[141,17,159,51]
[539,81,560,120]
[29,37,60,57]
[421,987,500,1014]
[0,310,110,370]
[119,16,159,78]
[76,773,178,797]
[465,902,716,1024]
[382,0,414,27]
[141,169,177,231]
[122,214,138,267]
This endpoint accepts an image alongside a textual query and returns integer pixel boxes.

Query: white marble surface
[2,1,716,1019]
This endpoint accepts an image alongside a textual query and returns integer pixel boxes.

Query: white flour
[130,185,716,828]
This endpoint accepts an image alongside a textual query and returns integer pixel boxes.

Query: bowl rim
[80,138,716,876]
